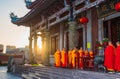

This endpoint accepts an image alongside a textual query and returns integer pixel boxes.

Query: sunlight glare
[37,37,42,49]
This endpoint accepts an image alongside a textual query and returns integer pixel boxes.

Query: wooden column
[108,20,111,41]
[43,30,50,66]
[41,33,45,64]
[91,7,98,53]
[60,22,64,50]
[34,32,38,63]
[84,24,87,49]
[29,26,34,64]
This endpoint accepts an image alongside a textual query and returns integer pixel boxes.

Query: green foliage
[95,38,109,47]
[102,38,109,42]
[96,40,100,44]
[32,64,40,66]
[0,63,7,66]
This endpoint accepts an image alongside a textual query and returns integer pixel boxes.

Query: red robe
[78,49,84,69]
[115,46,120,71]
[104,45,115,70]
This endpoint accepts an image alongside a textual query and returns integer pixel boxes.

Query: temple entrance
[103,17,120,46]
[77,28,83,49]
[51,36,59,55]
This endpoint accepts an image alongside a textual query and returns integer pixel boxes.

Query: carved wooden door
[77,28,83,49]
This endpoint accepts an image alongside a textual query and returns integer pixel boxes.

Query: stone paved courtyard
[15,65,120,79]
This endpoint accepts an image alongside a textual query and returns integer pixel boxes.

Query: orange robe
[78,49,84,69]
[115,46,120,71]
[104,45,115,71]
[54,51,61,67]
[68,50,72,68]
[71,50,78,68]
[89,51,94,58]
[61,50,68,67]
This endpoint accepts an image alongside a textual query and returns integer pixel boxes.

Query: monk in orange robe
[78,47,84,69]
[71,47,79,68]
[61,48,68,68]
[54,49,61,67]
[68,49,72,68]
[115,42,120,72]
[104,41,115,72]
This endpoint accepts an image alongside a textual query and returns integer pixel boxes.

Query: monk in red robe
[89,50,94,68]
[61,48,68,68]
[78,47,84,69]
[84,49,89,57]
[54,49,61,67]
[104,41,115,72]
[83,49,89,68]
[115,42,120,72]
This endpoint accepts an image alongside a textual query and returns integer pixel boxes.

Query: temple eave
[14,0,56,25]
[26,0,40,9]
[12,20,30,27]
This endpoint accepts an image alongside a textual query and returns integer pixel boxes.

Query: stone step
[22,73,33,79]
[22,67,74,79]
[21,66,120,79]
[31,69,72,79]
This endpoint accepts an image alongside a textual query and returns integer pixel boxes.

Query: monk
[71,47,79,68]
[84,49,89,57]
[68,49,72,68]
[78,47,84,69]
[89,50,94,58]
[61,48,68,68]
[115,42,120,72]
[104,41,115,72]
[54,49,61,67]
[83,49,89,68]
[89,50,94,68]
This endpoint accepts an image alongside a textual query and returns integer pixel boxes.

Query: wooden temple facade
[10,0,120,65]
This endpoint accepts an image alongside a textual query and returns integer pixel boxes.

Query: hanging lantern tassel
[115,2,120,12]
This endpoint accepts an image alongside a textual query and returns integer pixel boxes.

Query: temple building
[0,44,4,53]
[10,0,120,65]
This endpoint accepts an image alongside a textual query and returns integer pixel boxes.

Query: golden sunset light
[37,37,42,49]
[0,0,120,79]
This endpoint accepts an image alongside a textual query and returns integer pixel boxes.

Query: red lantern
[115,2,120,12]
[79,17,88,24]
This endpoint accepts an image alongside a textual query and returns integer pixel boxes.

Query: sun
[37,37,42,49]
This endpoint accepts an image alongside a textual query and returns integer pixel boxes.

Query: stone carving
[94,56,106,72]
[7,56,15,72]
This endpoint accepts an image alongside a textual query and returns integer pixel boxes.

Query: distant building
[0,44,4,54]
[6,45,16,54]
[6,45,29,63]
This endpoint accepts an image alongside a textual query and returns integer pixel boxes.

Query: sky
[0,0,30,50]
